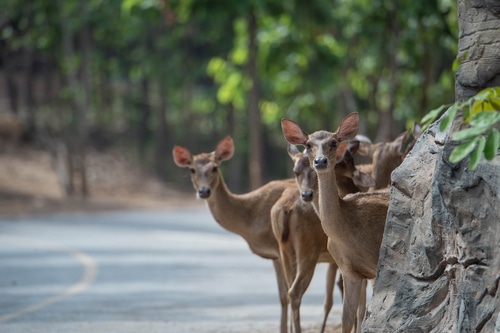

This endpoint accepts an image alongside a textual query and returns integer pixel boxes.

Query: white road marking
[0,236,98,322]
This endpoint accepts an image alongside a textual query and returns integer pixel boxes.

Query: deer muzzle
[198,187,211,199]
[313,156,328,170]
[301,191,314,202]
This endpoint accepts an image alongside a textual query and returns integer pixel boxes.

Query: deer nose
[314,157,328,169]
[198,187,211,199]
[301,191,313,202]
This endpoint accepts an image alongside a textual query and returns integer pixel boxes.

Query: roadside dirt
[0,144,202,217]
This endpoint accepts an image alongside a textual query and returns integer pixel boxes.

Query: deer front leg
[272,259,289,333]
[320,262,337,333]
[341,275,363,333]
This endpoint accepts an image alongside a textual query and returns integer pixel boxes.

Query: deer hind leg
[355,279,367,333]
[288,255,318,333]
[320,262,338,333]
[273,259,289,333]
[341,275,363,333]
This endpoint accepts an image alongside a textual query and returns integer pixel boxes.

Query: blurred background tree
[0,0,457,194]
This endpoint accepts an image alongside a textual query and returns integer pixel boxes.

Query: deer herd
[173,112,420,333]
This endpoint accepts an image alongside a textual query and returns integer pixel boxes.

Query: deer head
[172,136,234,199]
[288,144,316,202]
[282,113,360,174]
[288,142,375,203]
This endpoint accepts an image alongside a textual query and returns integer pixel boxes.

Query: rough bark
[363,1,500,331]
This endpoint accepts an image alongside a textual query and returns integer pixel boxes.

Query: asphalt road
[0,207,344,333]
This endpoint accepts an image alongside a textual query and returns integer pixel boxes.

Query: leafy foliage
[0,0,460,186]
[436,87,500,169]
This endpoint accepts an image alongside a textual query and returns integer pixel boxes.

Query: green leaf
[469,136,485,170]
[484,129,500,160]
[451,125,489,141]
[449,137,479,164]
[469,110,500,127]
[439,104,458,132]
[421,104,448,125]
[465,87,500,123]
[471,89,492,102]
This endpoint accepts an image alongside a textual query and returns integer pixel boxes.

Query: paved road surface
[0,207,345,332]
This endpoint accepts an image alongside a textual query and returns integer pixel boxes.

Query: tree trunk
[247,9,263,190]
[363,1,500,332]
[375,3,399,143]
[58,0,90,197]
[154,79,169,179]
[138,78,151,160]
[21,49,36,141]
[77,2,91,197]
[225,102,245,192]
[3,49,19,115]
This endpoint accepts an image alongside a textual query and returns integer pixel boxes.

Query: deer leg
[279,244,297,332]
[288,256,318,333]
[337,273,344,300]
[273,259,289,333]
[341,275,362,333]
[355,279,367,333]
[320,262,337,333]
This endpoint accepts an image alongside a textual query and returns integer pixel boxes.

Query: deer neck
[316,166,344,233]
[204,174,252,236]
[311,189,321,217]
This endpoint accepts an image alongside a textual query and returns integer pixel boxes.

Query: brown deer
[271,185,336,333]
[355,123,420,190]
[281,113,390,333]
[272,144,375,333]
[173,136,296,333]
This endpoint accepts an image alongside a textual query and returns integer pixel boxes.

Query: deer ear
[215,136,234,161]
[287,143,301,159]
[173,146,192,167]
[347,140,360,154]
[281,119,308,146]
[353,134,373,156]
[335,141,349,164]
[352,170,376,188]
[336,112,359,142]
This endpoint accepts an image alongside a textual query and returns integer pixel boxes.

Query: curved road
[0,207,343,333]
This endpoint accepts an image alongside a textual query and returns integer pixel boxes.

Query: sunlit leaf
[449,137,478,164]
[230,47,248,65]
[471,89,492,102]
[451,125,489,141]
[469,111,500,127]
[484,129,500,160]
[469,136,485,170]
[465,87,500,123]
[421,104,448,125]
[439,104,458,132]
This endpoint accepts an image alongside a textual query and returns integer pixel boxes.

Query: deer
[173,136,297,333]
[281,113,390,333]
[355,123,421,190]
[270,144,376,333]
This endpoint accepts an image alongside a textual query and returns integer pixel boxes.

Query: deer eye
[329,140,337,148]
[189,168,195,174]
[212,166,218,173]
[305,142,312,149]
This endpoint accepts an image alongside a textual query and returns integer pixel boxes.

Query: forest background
[0,0,458,195]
